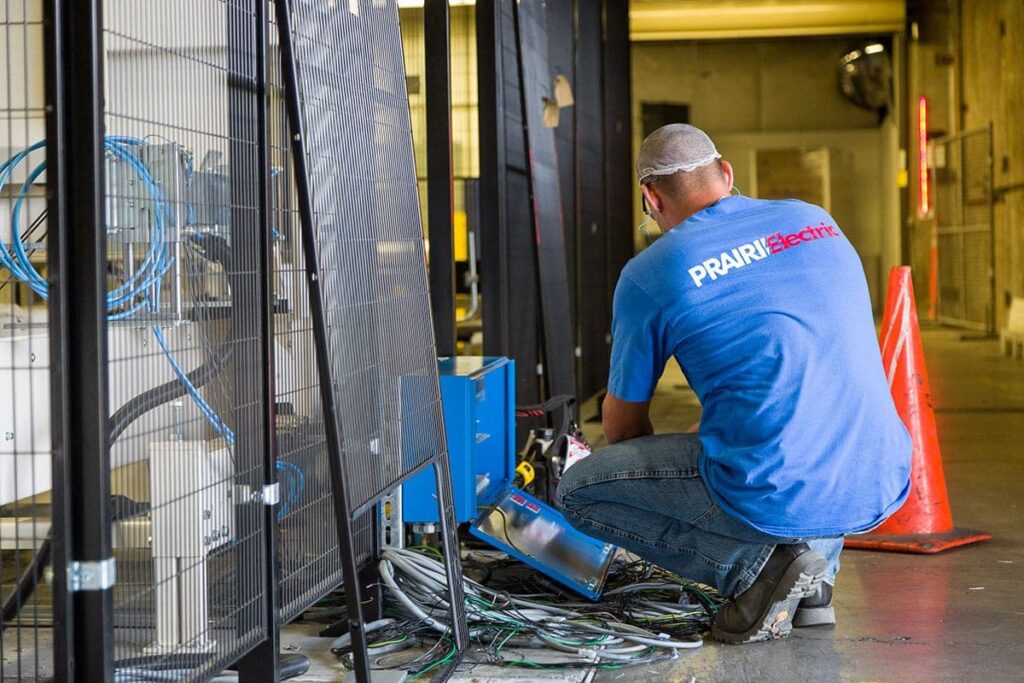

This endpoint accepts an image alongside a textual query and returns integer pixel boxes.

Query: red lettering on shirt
[766,223,840,255]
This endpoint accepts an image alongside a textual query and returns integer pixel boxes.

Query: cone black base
[844,528,992,554]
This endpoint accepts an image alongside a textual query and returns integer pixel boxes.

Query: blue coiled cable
[1,137,232,442]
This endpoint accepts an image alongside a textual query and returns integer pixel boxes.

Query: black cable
[1,495,148,631]
[0,532,51,626]
[280,654,311,679]
[114,653,309,680]
[515,394,579,503]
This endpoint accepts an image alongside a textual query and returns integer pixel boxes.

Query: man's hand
[602,392,653,444]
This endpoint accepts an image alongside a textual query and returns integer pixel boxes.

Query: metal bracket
[261,482,281,505]
[68,558,116,592]
[379,489,405,550]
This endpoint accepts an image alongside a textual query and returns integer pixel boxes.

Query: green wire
[407,544,444,561]
[492,628,518,659]
[369,634,409,648]
[409,642,457,679]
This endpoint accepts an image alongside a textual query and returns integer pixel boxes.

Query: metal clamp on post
[261,482,281,506]
[68,558,116,593]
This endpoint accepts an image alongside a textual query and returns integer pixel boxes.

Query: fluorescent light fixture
[396,0,475,7]
[918,96,931,217]
[864,43,885,54]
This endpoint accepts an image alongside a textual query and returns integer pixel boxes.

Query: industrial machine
[400,356,616,600]
[401,357,515,525]
[0,135,310,654]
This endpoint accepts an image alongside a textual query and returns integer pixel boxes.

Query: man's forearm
[604,416,654,444]
[602,392,654,444]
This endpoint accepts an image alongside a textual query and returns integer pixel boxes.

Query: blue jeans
[556,433,842,597]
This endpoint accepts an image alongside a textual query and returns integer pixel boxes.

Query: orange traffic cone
[844,267,991,553]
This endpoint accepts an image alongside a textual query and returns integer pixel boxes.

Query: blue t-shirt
[609,195,911,538]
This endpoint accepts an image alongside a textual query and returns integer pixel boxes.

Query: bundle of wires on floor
[331,548,724,675]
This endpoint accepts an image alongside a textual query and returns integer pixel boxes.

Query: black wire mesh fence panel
[934,127,995,332]
[266,8,375,623]
[285,0,447,518]
[277,0,467,672]
[6,0,469,676]
[98,1,270,678]
[1,1,53,678]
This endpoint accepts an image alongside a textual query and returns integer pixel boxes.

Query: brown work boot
[711,543,827,644]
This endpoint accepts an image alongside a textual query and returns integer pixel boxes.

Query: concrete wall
[632,39,883,133]
[710,128,898,310]
[631,37,902,310]
[908,0,1024,329]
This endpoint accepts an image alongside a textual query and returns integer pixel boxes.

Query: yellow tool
[515,461,536,487]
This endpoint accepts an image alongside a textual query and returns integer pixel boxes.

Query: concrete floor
[282,328,1024,682]
[587,327,1024,682]
[7,329,1020,681]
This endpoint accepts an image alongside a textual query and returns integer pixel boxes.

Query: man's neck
[664,190,732,230]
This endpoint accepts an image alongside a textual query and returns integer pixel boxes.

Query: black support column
[235,0,282,677]
[603,0,633,305]
[425,0,456,356]
[476,0,510,357]
[44,0,114,680]
[576,0,611,400]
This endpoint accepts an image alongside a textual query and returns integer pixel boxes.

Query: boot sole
[711,554,827,644]
[792,604,836,628]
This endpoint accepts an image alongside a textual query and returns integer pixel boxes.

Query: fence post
[44,0,115,679]
[234,0,283,678]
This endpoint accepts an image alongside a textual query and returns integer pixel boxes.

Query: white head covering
[636,124,721,185]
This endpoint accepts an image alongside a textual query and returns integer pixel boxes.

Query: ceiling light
[396,0,475,7]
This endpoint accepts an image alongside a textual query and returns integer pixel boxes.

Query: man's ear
[721,160,735,191]
[640,183,662,215]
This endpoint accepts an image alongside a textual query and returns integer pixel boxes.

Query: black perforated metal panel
[275,1,467,676]
[514,0,576,400]
[286,0,449,511]
[576,1,611,401]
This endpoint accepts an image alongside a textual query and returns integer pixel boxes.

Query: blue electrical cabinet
[402,357,515,523]
[401,355,617,601]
